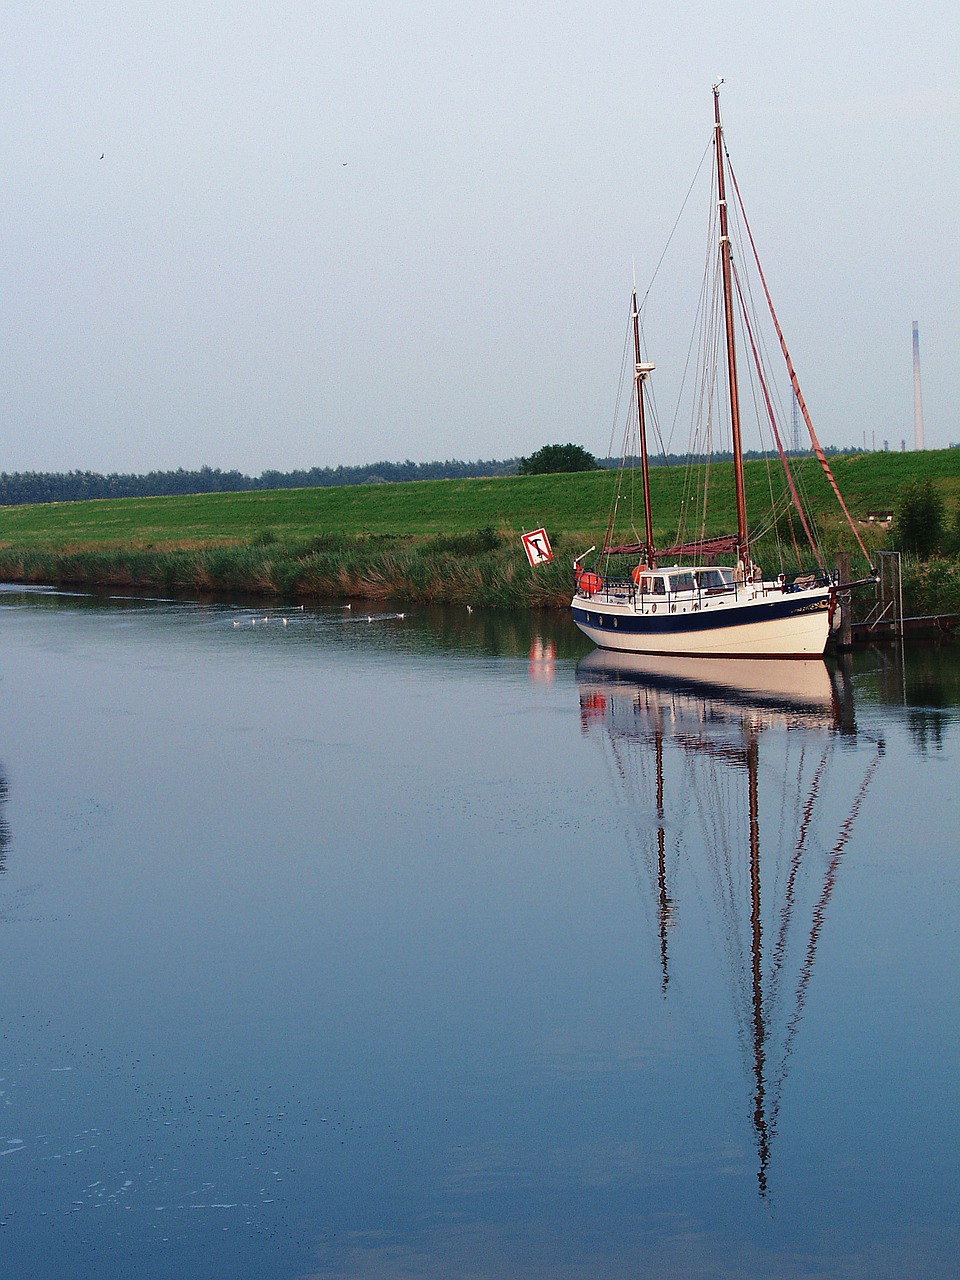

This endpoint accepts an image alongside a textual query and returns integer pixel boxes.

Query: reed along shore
[0,452,957,613]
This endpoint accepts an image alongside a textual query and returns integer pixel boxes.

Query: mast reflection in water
[576,651,884,1199]
[0,764,9,876]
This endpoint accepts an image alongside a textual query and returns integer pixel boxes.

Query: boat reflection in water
[577,651,884,1198]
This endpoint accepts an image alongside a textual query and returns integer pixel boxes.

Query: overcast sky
[2,0,957,474]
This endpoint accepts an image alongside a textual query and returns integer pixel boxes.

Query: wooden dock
[849,613,960,644]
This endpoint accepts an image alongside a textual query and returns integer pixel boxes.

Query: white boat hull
[571,583,831,658]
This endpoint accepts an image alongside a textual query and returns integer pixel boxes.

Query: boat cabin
[633,567,735,597]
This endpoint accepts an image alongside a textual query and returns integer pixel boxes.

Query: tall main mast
[713,83,750,566]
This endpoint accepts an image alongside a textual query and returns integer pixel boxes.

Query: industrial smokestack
[912,321,924,450]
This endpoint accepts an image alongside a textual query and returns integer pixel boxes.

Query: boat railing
[577,575,745,608]
[576,568,828,607]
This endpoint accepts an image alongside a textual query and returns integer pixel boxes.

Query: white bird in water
[466,605,473,614]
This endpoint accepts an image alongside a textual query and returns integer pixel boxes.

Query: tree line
[0,458,518,506]
[0,445,857,507]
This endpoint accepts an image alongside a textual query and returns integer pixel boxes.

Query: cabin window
[696,568,735,590]
[651,577,666,596]
[671,572,696,593]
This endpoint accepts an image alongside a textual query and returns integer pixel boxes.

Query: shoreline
[1,539,959,630]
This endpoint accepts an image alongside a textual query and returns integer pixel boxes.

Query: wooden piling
[834,552,853,649]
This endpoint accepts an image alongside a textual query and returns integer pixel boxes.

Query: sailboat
[571,85,874,659]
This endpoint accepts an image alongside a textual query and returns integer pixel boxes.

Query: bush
[426,526,501,556]
[894,479,944,558]
[944,505,960,556]
[518,443,598,476]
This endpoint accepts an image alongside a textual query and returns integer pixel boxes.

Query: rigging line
[635,312,669,500]
[606,311,634,460]
[691,258,725,550]
[734,228,793,437]
[674,247,718,550]
[661,165,719,460]
[638,134,714,313]
[600,318,637,564]
[686,748,753,1043]
[767,740,885,1132]
[598,306,637,566]
[766,745,831,1011]
[671,170,721,485]
[724,152,874,568]
[732,291,789,571]
[625,386,643,547]
[588,709,684,989]
[732,262,825,571]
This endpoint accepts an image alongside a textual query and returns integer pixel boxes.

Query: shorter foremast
[631,287,656,567]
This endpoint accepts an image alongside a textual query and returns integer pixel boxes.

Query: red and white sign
[521,527,553,567]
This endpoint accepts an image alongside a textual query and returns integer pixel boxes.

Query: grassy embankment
[0,449,958,611]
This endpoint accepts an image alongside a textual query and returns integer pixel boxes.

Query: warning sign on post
[521,528,553,567]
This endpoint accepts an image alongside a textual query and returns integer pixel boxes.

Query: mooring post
[834,552,852,649]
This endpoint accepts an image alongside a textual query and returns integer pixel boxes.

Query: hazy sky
[2,1,957,474]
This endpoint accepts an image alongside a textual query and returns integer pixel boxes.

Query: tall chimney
[912,321,925,450]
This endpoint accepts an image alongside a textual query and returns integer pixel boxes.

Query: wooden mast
[713,83,750,569]
[631,288,656,566]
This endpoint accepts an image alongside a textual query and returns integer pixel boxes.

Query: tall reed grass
[0,530,574,609]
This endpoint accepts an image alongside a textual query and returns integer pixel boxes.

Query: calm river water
[1,587,958,1279]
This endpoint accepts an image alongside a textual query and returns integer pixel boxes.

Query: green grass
[1,449,958,550]
[0,448,957,609]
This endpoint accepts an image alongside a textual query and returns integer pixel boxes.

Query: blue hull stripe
[571,593,827,635]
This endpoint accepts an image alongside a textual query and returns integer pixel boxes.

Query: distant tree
[518,443,598,476]
[894,478,945,558]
